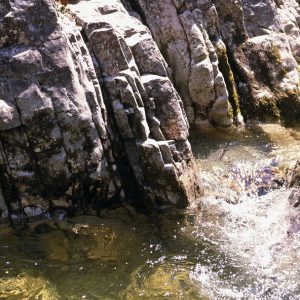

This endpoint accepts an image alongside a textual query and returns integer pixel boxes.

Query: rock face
[0,0,299,223]
[0,0,203,223]
[129,0,236,128]
[131,0,300,124]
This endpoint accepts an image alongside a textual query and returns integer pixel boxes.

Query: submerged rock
[123,263,203,299]
[23,206,50,222]
[0,274,59,299]
[287,161,300,235]
[287,188,300,235]
[290,160,300,188]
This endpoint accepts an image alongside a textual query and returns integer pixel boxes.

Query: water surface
[1,124,300,299]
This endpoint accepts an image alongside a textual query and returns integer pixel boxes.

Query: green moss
[256,96,281,121]
[257,89,300,125]
[269,45,282,65]
[277,89,300,125]
[287,88,300,98]
[278,68,288,79]
[210,110,233,127]
[256,88,300,125]
[227,106,234,119]
[216,46,240,121]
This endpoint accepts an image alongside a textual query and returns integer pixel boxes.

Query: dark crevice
[223,49,253,122]
[215,46,241,123]
[126,0,148,26]
[7,80,44,198]
[80,28,146,210]
[0,138,21,222]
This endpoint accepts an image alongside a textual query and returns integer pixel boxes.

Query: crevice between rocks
[79,29,145,210]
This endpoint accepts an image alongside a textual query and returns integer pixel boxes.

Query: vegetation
[256,96,280,121]
[269,45,282,65]
[216,46,240,121]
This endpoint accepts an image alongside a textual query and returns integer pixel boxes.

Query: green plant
[269,45,282,65]
[216,46,240,118]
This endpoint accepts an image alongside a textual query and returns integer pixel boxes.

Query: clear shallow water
[1,124,300,300]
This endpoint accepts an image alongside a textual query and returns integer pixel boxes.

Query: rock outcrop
[131,0,300,124]
[0,0,299,223]
[0,0,203,224]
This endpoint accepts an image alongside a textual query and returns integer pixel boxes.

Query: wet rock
[287,189,300,235]
[225,162,286,199]
[51,209,68,221]
[0,188,9,224]
[286,161,300,235]
[290,160,300,188]
[23,206,50,222]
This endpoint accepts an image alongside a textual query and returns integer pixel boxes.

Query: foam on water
[189,124,300,299]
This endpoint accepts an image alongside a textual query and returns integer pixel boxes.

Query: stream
[0,123,300,300]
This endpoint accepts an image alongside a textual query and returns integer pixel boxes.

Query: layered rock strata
[131,0,300,124]
[0,0,202,224]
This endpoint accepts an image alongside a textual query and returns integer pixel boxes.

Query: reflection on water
[1,124,300,299]
[0,210,207,299]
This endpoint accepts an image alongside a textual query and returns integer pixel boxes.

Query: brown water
[1,124,300,300]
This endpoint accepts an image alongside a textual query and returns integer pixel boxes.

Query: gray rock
[68,0,203,209]
[132,0,300,124]
[0,0,203,223]
[133,0,235,127]
[287,189,300,235]
[1,0,299,222]
[290,160,300,188]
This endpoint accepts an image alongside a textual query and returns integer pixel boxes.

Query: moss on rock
[277,89,300,125]
[256,96,281,121]
[269,45,282,65]
[216,46,241,122]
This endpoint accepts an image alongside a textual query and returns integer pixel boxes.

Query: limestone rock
[132,0,234,127]
[68,0,203,210]
[0,0,202,223]
[131,0,300,124]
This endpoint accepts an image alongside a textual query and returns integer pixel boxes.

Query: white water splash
[190,124,300,299]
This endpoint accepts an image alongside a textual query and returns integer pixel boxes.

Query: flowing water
[1,124,300,300]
